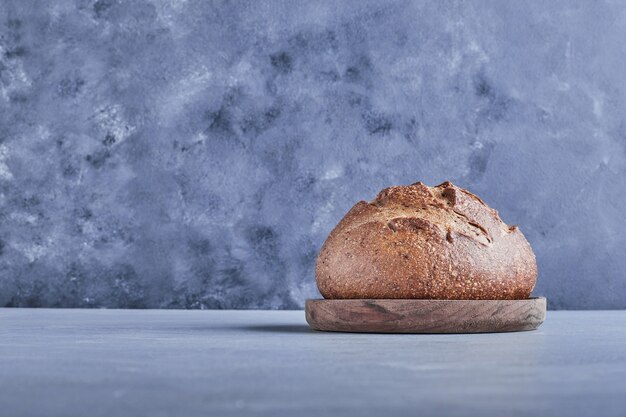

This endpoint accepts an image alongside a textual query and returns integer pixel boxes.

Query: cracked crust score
[315,181,537,300]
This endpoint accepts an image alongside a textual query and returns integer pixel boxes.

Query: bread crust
[316,181,537,300]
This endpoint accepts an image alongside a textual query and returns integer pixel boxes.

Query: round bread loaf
[316,181,537,300]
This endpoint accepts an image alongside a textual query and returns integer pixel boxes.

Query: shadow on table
[238,324,313,334]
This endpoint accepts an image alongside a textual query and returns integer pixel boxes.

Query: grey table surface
[1,309,625,417]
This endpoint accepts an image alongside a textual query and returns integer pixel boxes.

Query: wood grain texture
[305,297,546,333]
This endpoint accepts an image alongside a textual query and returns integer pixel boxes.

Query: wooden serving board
[305,297,546,333]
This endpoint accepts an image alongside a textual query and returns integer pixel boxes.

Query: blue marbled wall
[1,1,625,309]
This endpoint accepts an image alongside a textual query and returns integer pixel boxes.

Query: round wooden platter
[305,297,546,334]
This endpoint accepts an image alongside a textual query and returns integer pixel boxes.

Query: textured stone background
[1,0,625,309]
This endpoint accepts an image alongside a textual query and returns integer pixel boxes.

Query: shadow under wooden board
[305,297,546,334]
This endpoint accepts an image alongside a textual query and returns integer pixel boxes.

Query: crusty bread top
[316,181,537,300]
[337,181,516,246]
